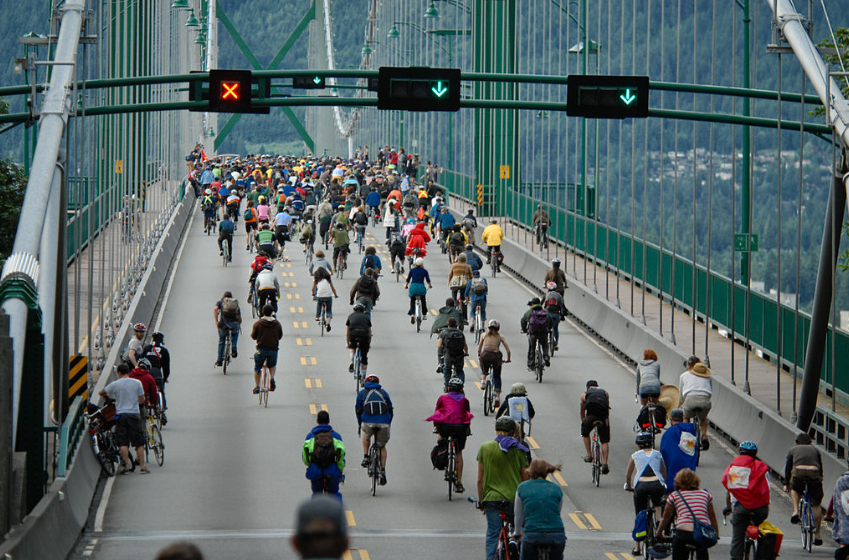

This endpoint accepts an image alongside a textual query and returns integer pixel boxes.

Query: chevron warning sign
[69,355,88,402]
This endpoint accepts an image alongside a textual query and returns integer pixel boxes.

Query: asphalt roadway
[69,209,822,560]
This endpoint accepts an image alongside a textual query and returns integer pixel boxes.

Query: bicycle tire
[370,445,380,497]
[535,347,544,383]
[416,299,422,333]
[222,239,229,267]
[447,441,455,501]
[592,430,601,487]
[354,350,362,393]
[259,367,266,406]
[474,311,482,345]
[249,231,255,253]
[151,424,164,466]
[483,378,493,416]
[320,306,327,337]
[693,416,701,466]
[802,494,813,552]
[222,335,230,375]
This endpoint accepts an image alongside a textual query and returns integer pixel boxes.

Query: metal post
[740,0,752,283]
[0,312,12,535]
[797,167,847,430]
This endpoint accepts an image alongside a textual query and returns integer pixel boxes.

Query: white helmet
[414,257,424,267]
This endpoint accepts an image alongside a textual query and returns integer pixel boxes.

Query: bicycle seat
[592,420,605,427]
[648,543,672,558]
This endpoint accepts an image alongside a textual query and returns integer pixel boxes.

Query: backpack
[221,297,239,317]
[444,329,465,356]
[430,439,449,470]
[632,509,648,541]
[358,275,376,296]
[462,217,476,230]
[637,404,667,431]
[544,295,561,314]
[528,308,549,334]
[362,389,390,417]
[354,211,368,225]
[311,430,339,469]
[584,388,610,418]
[363,255,376,270]
[244,208,255,221]
[449,232,465,247]
[220,220,234,233]
[471,277,487,295]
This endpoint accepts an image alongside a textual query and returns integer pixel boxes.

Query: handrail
[56,396,85,478]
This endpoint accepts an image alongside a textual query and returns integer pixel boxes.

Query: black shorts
[580,415,610,442]
[790,471,824,506]
[347,333,370,364]
[114,414,144,448]
[436,423,469,451]
[245,221,258,231]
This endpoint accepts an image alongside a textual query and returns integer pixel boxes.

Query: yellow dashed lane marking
[346,510,356,527]
[474,382,482,390]
[309,403,329,414]
[525,436,540,449]
[290,306,304,313]
[296,338,313,346]
[568,513,587,530]
[358,551,371,560]
[287,293,301,299]
[584,513,602,530]
[293,322,310,329]
[551,472,568,486]
[430,309,438,315]
[300,356,317,366]
[284,282,298,288]
[305,378,323,388]
[608,553,636,560]
[468,359,478,368]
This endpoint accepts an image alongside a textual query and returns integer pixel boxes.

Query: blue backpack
[632,510,647,541]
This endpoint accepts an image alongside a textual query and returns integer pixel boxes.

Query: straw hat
[658,385,680,413]
[691,363,712,378]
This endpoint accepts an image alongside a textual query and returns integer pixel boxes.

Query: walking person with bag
[657,468,720,559]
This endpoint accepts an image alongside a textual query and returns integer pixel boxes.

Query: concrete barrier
[0,186,196,560]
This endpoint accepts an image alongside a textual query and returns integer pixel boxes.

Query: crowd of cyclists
[111,146,848,560]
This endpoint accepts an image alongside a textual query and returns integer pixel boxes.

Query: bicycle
[144,407,165,466]
[353,345,363,393]
[690,406,703,466]
[590,421,603,487]
[722,510,761,560]
[248,284,261,319]
[319,300,328,337]
[800,480,815,552]
[472,304,484,345]
[248,228,256,253]
[536,222,550,252]
[638,492,661,560]
[365,426,383,497]
[490,500,515,560]
[445,435,459,501]
[394,257,402,283]
[222,238,230,267]
[635,400,662,448]
[204,214,215,235]
[490,247,502,278]
[413,294,424,333]
[547,322,557,358]
[528,333,546,383]
[87,402,120,476]
[336,250,347,279]
[482,364,496,416]
[356,226,366,254]
[257,364,269,407]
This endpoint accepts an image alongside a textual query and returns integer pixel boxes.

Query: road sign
[734,233,759,252]
[566,75,649,119]
[500,165,511,179]
[209,69,252,113]
[293,75,325,89]
[377,67,461,112]
[69,355,88,402]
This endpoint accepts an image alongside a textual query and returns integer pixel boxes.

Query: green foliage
[0,158,27,263]
[814,28,849,117]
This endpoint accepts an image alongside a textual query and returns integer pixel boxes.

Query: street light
[195,30,206,44]
[362,43,373,55]
[567,39,600,55]
[387,24,400,39]
[170,0,190,8]
[424,1,440,18]
[185,11,200,28]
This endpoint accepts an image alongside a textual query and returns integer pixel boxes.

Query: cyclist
[406,221,431,259]
[656,469,720,560]
[365,186,381,220]
[831,463,849,560]
[351,205,368,244]
[465,269,488,332]
[679,356,712,450]
[125,322,146,368]
[461,208,477,238]
[636,348,662,405]
[580,380,610,474]
[382,199,401,241]
[255,262,280,314]
[476,416,530,560]
[349,268,380,316]
[426,377,473,494]
[226,189,241,223]
[218,213,235,262]
[481,217,504,270]
[355,375,393,486]
[477,319,511,408]
[438,317,468,387]
[243,200,258,250]
[213,291,241,367]
[273,205,293,250]
[448,224,467,261]
[359,246,383,277]
[98,364,147,475]
[312,267,339,331]
[404,257,433,322]
[309,249,333,276]
[625,433,667,557]
[542,282,565,351]
[433,298,466,373]
[331,222,350,273]
[202,189,216,228]
[302,410,345,504]
[520,298,552,371]
[346,302,372,375]
[318,198,334,243]
[448,253,473,319]
[532,204,551,247]
[256,195,271,225]
[721,441,770,560]
[463,244,483,272]
[299,219,316,254]
[514,459,567,560]
[256,223,277,259]
[660,409,698,494]
[250,304,283,394]
[141,331,170,424]
[543,259,568,296]
[388,229,407,274]
[438,205,456,245]
[130,358,161,419]
[401,217,417,240]
[496,383,535,441]
[784,432,823,545]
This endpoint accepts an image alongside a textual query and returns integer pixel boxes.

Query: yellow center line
[620,554,638,560]
[468,359,478,368]
[584,512,602,530]
[289,306,304,313]
[605,553,619,560]
[552,472,568,486]
[346,511,356,527]
[287,293,302,300]
[358,551,371,560]
[568,513,587,530]
[430,309,438,315]
[525,436,540,449]
[305,378,323,388]
[474,382,482,390]
[342,552,353,560]
[300,357,317,366]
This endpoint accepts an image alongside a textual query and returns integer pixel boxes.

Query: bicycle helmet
[138,358,152,371]
[414,257,424,267]
[635,433,653,448]
[151,331,164,342]
[353,302,366,312]
[739,441,758,454]
[527,297,541,306]
[552,258,561,265]
[407,218,415,224]
[204,188,212,195]
[133,323,147,333]
[495,416,517,432]
[487,319,500,329]
[489,217,497,224]
[465,244,473,250]
[447,377,464,390]
[546,281,557,290]
[586,379,599,388]
[262,263,274,270]
[364,375,379,384]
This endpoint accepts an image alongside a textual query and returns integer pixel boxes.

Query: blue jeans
[217,322,239,362]
[315,297,333,318]
[484,502,514,560]
[310,474,343,504]
[549,313,560,344]
[469,299,487,324]
[520,532,566,560]
[253,348,278,373]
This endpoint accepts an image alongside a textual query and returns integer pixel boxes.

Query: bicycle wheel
[474,312,482,345]
[150,424,164,466]
[693,417,701,466]
[96,433,117,476]
[249,232,255,253]
[320,306,326,337]
[222,239,229,267]
[447,442,455,501]
[370,445,380,497]
[535,346,544,383]
[415,299,422,333]
[491,257,497,278]
[354,350,362,393]
[259,367,266,406]
[483,378,493,416]
[222,335,230,375]
[592,432,601,487]
[802,495,813,552]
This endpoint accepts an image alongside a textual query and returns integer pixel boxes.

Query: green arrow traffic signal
[620,88,637,105]
[431,81,448,98]
[313,76,322,85]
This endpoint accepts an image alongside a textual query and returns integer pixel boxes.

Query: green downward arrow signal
[620,89,637,105]
[431,81,448,98]
[313,77,322,85]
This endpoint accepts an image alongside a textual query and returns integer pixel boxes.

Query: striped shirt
[669,489,712,526]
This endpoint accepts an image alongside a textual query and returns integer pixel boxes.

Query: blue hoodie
[355,382,394,425]
[659,422,698,494]
[365,191,381,207]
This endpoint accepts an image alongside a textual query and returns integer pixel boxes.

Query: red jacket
[722,454,770,510]
[408,223,431,244]
[406,233,428,257]
[250,255,270,274]
[129,368,160,409]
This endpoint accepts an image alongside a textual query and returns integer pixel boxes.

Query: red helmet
[365,375,379,384]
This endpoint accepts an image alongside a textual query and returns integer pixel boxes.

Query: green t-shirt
[332,228,350,247]
[476,440,529,503]
[212,167,222,178]
[257,229,276,244]
[247,191,260,206]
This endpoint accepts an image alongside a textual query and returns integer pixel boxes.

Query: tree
[0,98,27,264]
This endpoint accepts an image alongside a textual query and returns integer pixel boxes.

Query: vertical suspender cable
[776,53,783,414]
[730,7,738,386]
[705,0,717,366]
[792,77,805,421]
[629,0,636,316]
[641,0,649,324]
[691,0,698,353]
[658,0,665,337]
[671,0,682,346]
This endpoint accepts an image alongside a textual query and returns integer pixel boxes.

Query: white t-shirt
[679,371,712,397]
[104,377,143,415]
[315,279,334,298]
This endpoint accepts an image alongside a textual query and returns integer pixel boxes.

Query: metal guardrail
[56,397,85,478]
[812,405,849,461]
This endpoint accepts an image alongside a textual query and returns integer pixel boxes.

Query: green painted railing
[442,175,848,394]
[56,396,86,477]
